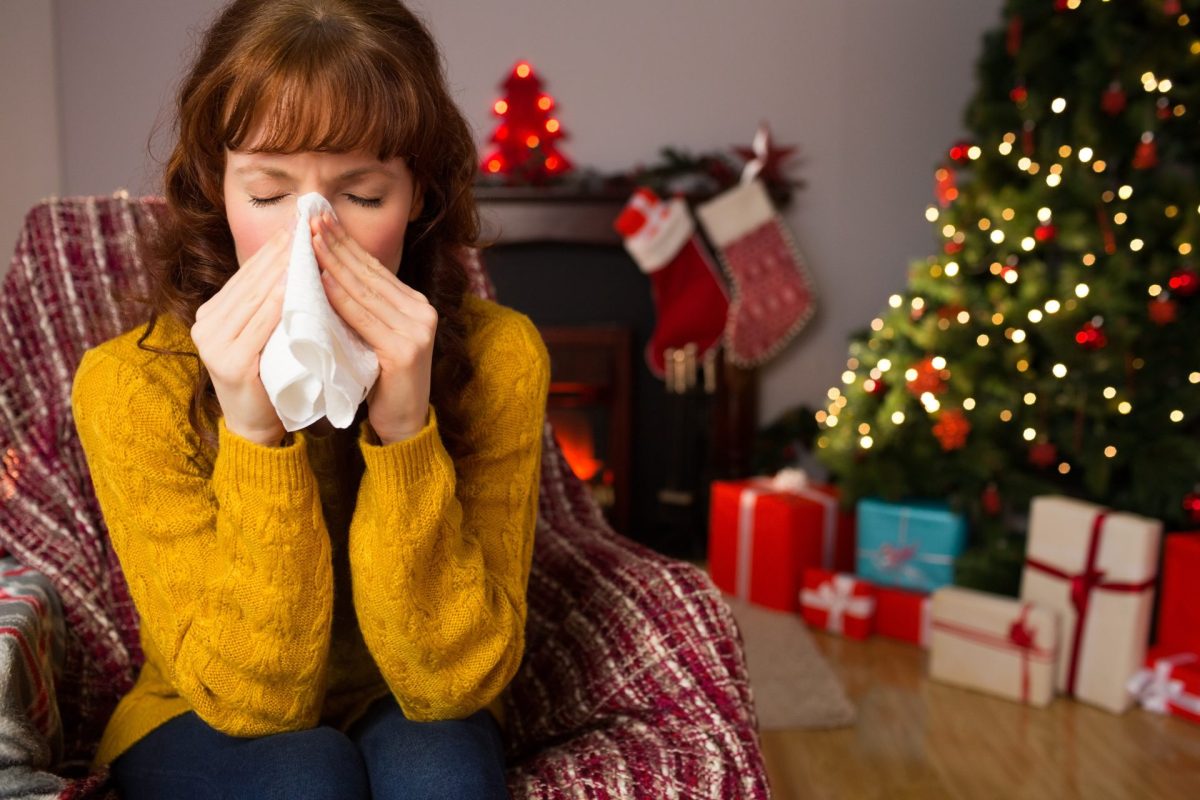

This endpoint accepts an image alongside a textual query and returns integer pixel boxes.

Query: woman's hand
[192,226,293,446]
[311,212,436,445]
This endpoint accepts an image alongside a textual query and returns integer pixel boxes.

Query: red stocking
[615,188,730,379]
[696,178,816,367]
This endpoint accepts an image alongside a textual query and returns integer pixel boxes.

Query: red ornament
[1101,82,1127,116]
[1034,224,1057,243]
[1133,135,1158,170]
[944,241,964,255]
[1010,85,1028,105]
[1165,0,1182,15]
[1184,491,1200,523]
[864,378,888,396]
[1157,97,1173,121]
[935,167,958,207]
[937,304,966,320]
[906,357,948,397]
[982,483,1002,516]
[1149,297,1178,325]
[480,61,574,183]
[1022,122,1036,157]
[1169,267,1199,297]
[1075,321,1107,350]
[948,140,973,163]
[933,410,971,452]
[1007,17,1023,56]
[1029,442,1058,469]
[1054,0,1070,10]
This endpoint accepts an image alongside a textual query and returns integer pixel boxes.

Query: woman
[69,1,549,797]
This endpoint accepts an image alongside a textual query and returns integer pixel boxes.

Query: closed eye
[248,194,383,208]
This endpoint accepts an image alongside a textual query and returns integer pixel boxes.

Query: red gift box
[1156,533,1200,654]
[708,470,855,612]
[1127,645,1200,725]
[799,568,875,639]
[875,585,932,648]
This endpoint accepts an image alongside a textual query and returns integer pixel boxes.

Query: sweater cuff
[216,415,312,492]
[357,405,449,486]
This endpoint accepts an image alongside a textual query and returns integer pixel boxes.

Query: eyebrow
[233,165,397,181]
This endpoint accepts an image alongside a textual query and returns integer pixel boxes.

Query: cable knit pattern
[70,293,548,768]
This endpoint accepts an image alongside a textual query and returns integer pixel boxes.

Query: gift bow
[801,575,874,634]
[762,467,810,493]
[1127,653,1200,715]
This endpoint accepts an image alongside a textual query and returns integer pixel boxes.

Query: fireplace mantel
[474,184,629,246]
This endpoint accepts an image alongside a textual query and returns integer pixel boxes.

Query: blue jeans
[108,695,508,799]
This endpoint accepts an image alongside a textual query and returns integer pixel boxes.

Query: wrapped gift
[799,568,875,639]
[875,585,932,648]
[1126,646,1200,724]
[1020,495,1161,713]
[928,586,1058,707]
[708,469,855,612]
[856,498,967,593]
[1156,533,1200,653]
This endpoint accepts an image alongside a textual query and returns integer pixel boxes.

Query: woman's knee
[246,725,371,800]
[356,707,508,800]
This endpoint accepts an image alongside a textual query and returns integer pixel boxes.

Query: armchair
[0,192,769,798]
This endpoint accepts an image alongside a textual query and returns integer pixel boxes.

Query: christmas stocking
[696,178,815,367]
[615,188,730,379]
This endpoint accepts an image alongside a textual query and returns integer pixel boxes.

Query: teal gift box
[856,498,967,593]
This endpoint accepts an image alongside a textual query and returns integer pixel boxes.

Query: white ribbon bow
[800,574,875,634]
[1127,653,1200,715]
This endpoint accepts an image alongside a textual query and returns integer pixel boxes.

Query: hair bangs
[221,45,424,162]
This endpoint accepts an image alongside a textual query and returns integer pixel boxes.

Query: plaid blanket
[0,557,66,799]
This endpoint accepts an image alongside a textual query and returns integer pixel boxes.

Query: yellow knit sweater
[70,294,549,769]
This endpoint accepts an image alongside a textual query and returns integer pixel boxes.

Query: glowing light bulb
[1051,98,1067,113]
[1052,363,1068,378]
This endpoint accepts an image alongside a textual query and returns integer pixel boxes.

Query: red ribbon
[931,603,1050,703]
[1024,510,1156,697]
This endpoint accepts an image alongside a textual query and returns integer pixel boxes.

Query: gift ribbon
[1024,510,1157,697]
[800,574,875,634]
[918,596,933,648]
[1127,653,1200,716]
[735,468,839,599]
[859,509,955,588]
[931,603,1052,703]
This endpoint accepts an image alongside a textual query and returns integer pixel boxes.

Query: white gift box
[1019,495,1161,713]
[929,586,1058,707]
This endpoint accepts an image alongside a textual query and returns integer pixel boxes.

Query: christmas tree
[816,0,1200,594]
[480,61,573,184]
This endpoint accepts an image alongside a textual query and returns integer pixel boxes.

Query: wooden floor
[758,632,1200,799]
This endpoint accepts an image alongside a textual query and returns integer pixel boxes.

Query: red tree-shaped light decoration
[480,61,574,184]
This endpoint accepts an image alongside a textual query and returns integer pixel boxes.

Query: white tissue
[259,192,380,432]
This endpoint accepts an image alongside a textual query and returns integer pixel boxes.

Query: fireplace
[476,185,758,555]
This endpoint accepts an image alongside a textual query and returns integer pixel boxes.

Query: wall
[8,0,1005,424]
[0,0,61,264]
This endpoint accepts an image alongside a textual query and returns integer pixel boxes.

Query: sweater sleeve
[70,349,334,735]
[348,313,550,721]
